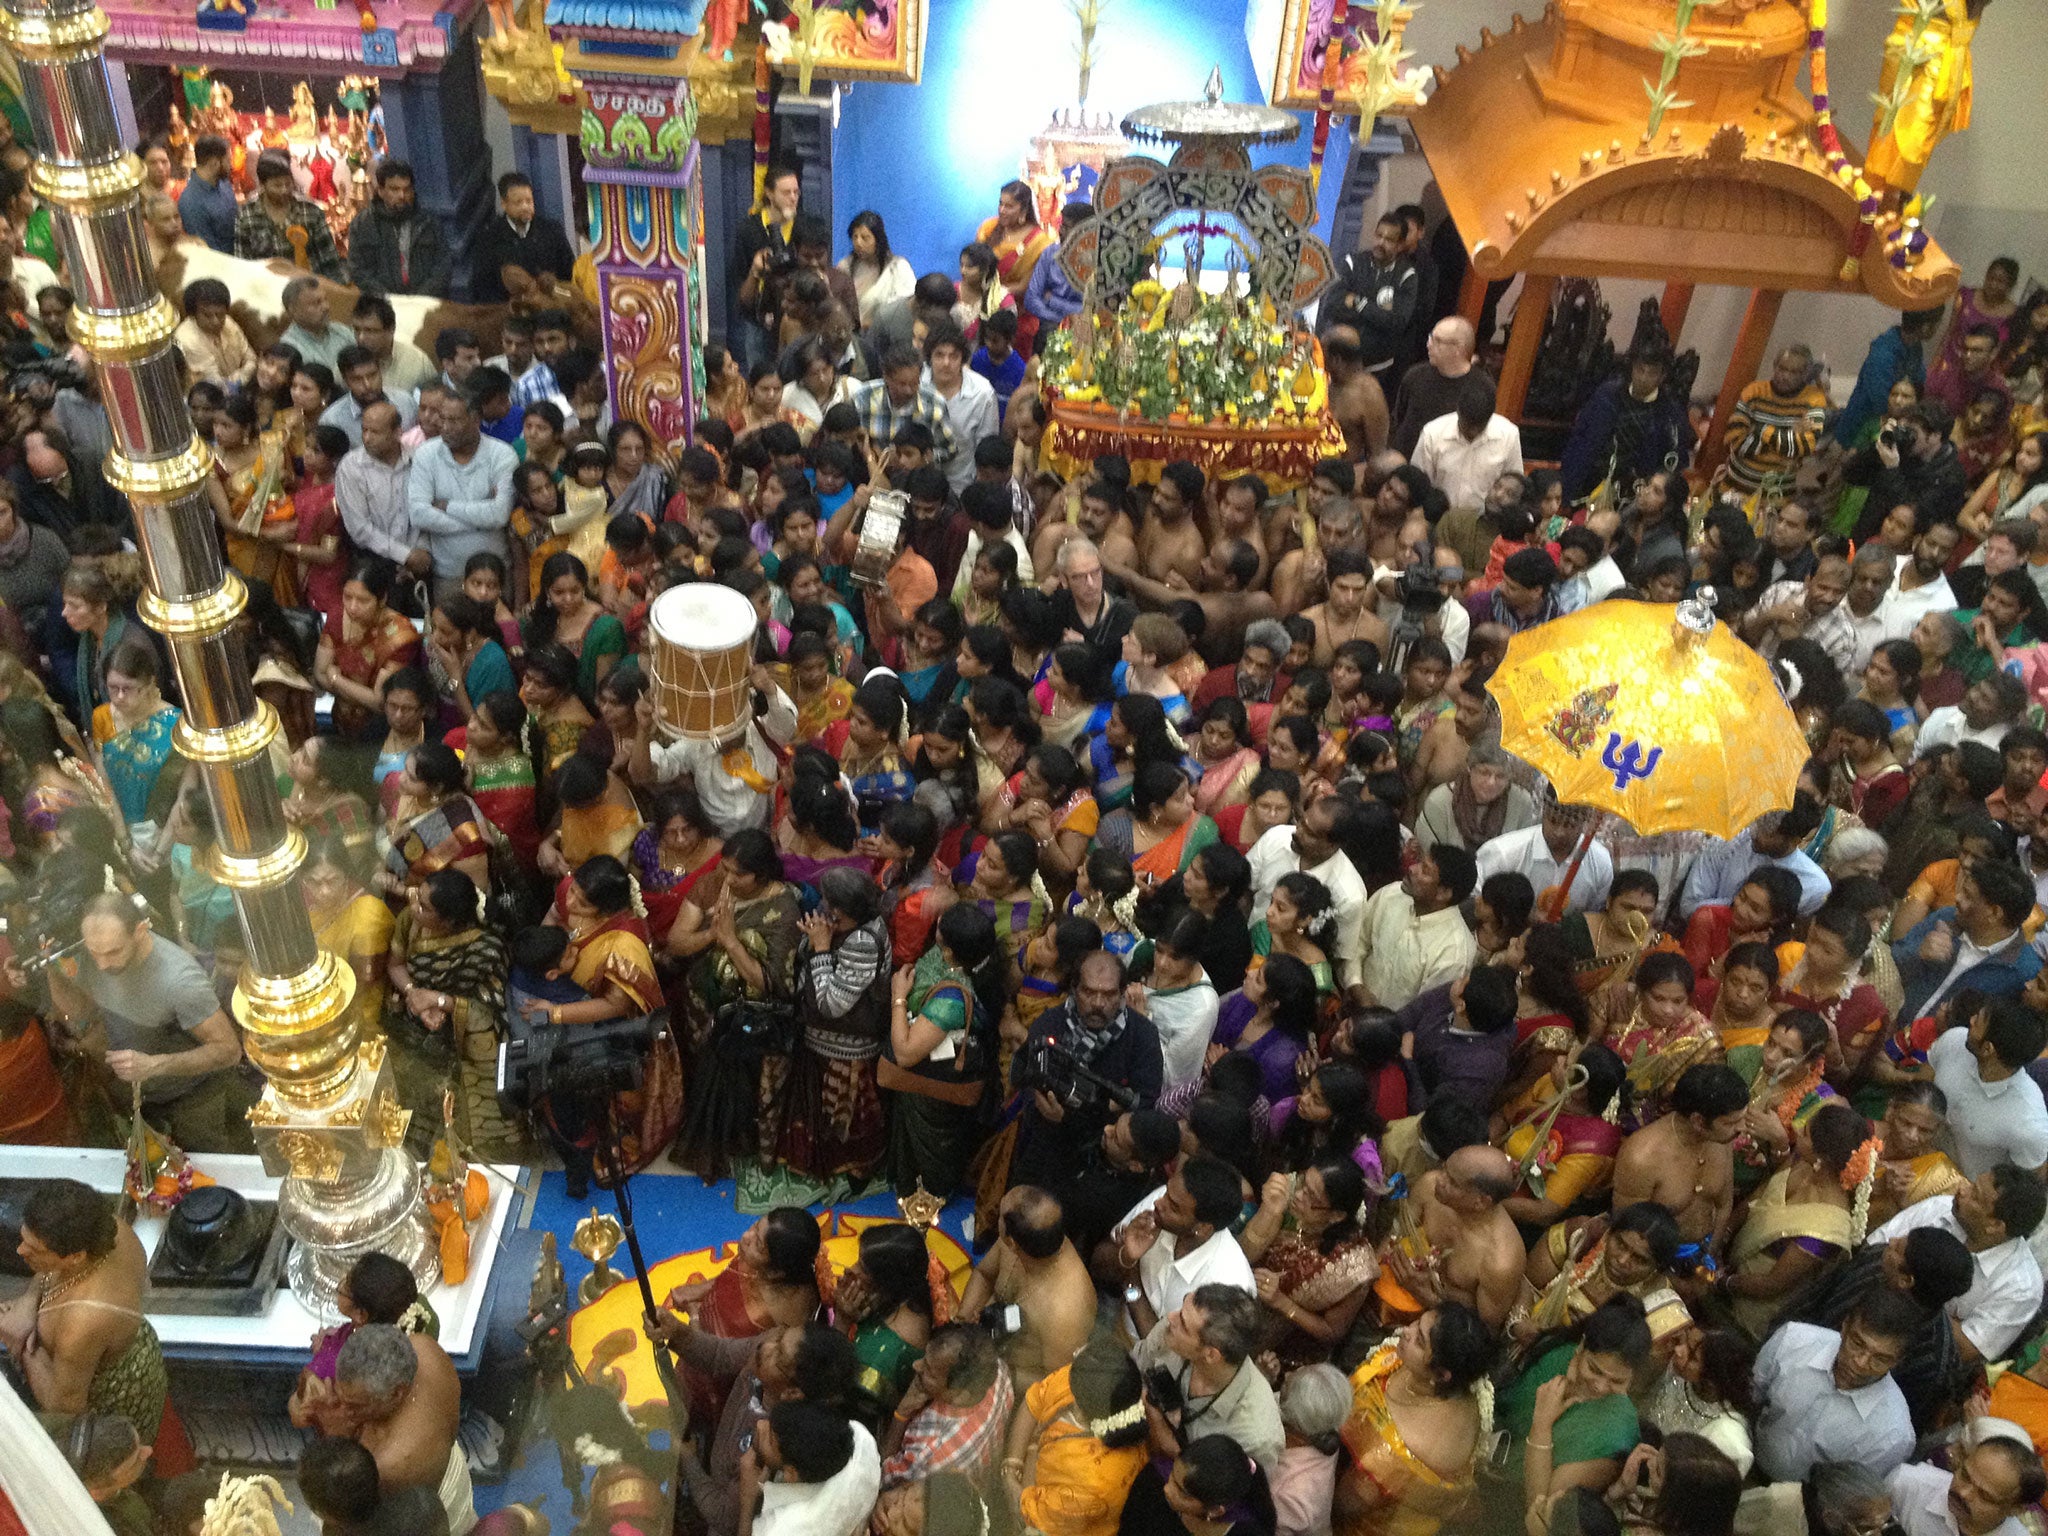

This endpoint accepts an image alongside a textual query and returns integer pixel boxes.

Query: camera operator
[1007,949,1163,1193]
[1843,398,1969,538]
[22,890,251,1152]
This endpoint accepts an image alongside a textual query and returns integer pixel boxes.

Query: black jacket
[1325,252,1417,369]
[9,454,130,544]
[1008,1003,1163,1192]
[468,213,575,302]
[347,203,453,298]
[1844,438,1969,538]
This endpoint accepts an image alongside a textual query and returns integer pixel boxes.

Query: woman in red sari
[872,799,950,964]
[659,1208,820,1434]
[458,691,542,870]
[314,558,422,740]
[630,785,725,948]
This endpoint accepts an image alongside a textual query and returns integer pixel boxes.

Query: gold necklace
[41,1254,107,1305]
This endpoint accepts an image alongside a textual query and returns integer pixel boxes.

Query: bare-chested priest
[1611,1063,1747,1255]
[1378,1144,1526,1330]
[334,1322,475,1534]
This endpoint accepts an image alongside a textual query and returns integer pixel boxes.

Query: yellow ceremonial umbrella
[1485,595,1809,841]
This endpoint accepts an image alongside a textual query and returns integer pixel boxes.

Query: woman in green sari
[1499,1294,1651,1531]
[382,868,527,1161]
[831,1222,936,1424]
[881,903,1001,1199]
[1251,871,1340,996]
[672,829,804,1180]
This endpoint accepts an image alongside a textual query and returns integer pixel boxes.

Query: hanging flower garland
[1806,0,1928,277]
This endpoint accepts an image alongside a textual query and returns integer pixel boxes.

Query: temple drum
[647,584,758,742]
[851,488,909,589]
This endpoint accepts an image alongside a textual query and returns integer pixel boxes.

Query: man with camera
[1844,398,1970,538]
[957,1186,1097,1393]
[1129,1285,1284,1498]
[23,891,252,1154]
[1007,950,1164,1194]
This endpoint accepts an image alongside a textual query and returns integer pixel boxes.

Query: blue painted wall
[828,0,1352,279]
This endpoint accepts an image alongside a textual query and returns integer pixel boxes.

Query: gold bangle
[1527,1436,1553,1449]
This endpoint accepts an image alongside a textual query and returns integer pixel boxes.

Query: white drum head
[650,583,757,649]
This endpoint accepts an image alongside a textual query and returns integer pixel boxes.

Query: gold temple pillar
[0,0,433,1302]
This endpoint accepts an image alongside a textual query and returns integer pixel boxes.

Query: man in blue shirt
[177,134,237,255]
[1834,307,1944,446]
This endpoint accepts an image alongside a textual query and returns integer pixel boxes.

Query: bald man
[956,1186,1097,1392]
[1391,317,1486,457]
[1379,1144,1526,1329]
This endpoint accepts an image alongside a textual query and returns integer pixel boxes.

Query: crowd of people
[2,115,2048,1536]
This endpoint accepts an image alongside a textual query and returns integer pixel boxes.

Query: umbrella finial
[1204,66,1225,104]
[1674,589,1716,650]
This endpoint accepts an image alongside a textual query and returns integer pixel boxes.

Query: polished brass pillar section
[0,0,435,1301]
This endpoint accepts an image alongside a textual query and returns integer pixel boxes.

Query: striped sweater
[1723,380,1830,498]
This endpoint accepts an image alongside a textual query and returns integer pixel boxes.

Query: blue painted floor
[475,1163,973,1524]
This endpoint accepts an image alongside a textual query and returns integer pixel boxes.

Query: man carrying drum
[628,583,799,835]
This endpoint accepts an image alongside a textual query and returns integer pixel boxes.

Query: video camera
[496,1007,662,1113]
[1016,1031,1139,1116]
[0,884,146,978]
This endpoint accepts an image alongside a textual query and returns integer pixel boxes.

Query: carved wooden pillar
[1497,273,1556,421]
[580,78,705,455]
[1456,265,1487,329]
[1659,282,1695,343]
[1697,288,1785,482]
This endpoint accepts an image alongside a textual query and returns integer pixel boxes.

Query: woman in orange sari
[1093,762,1219,887]
[209,394,298,604]
[1335,1306,1492,1536]
[0,1003,76,1144]
[549,854,680,1178]
[976,180,1053,357]
[988,743,1098,891]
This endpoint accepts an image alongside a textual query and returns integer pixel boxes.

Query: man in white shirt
[1111,1154,1255,1339]
[745,1400,879,1536]
[951,472,1035,613]
[1844,544,1912,674]
[1914,674,2027,762]
[1889,1434,2048,1536]
[1927,1006,2048,1176]
[1412,375,1525,513]
[1248,800,1369,993]
[628,673,799,835]
[1884,522,1962,633]
[1868,1167,2047,1363]
[335,400,428,578]
[1751,1294,1920,1482]
[1473,800,1613,916]
[1678,797,1831,918]
[923,325,997,494]
[1356,843,1479,1010]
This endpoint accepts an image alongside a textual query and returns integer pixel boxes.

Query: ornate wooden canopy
[1410,0,1960,312]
